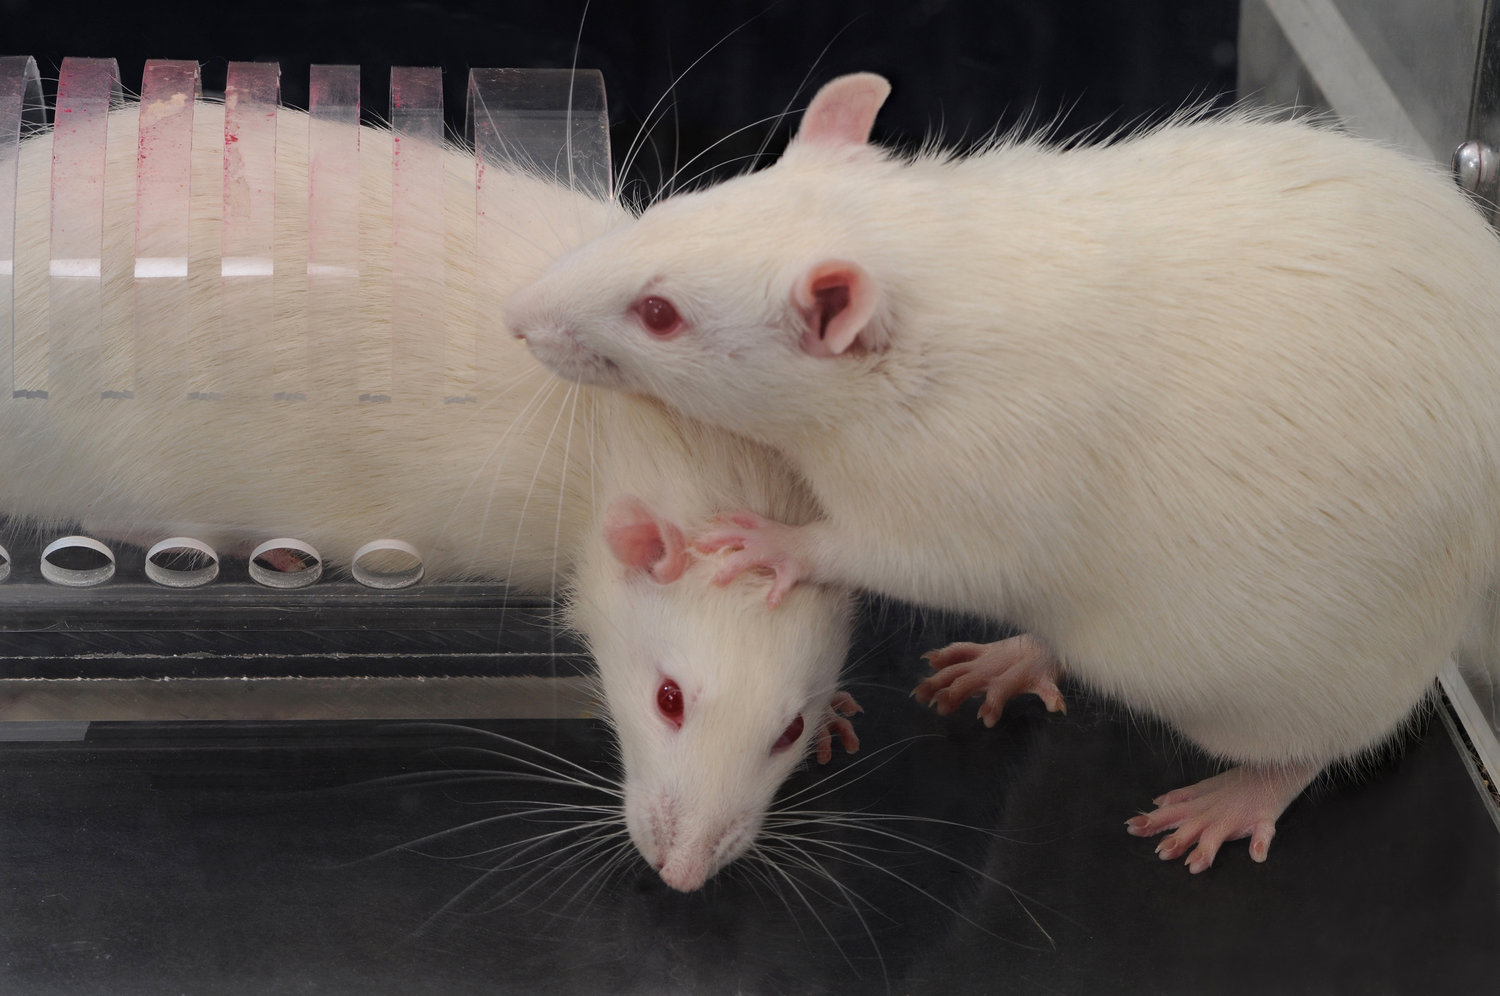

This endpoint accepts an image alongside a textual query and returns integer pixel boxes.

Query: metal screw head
[1454,139,1496,194]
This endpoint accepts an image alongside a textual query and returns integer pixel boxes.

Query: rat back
[1,99,612,585]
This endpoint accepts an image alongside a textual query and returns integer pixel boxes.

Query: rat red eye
[635,295,682,337]
[771,714,804,754]
[657,678,685,728]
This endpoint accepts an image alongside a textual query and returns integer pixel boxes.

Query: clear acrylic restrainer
[134,59,201,402]
[467,67,610,399]
[0,55,43,400]
[307,64,361,402]
[216,61,279,401]
[49,56,123,402]
[390,65,445,402]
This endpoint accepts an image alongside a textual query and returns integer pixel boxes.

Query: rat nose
[511,326,527,342]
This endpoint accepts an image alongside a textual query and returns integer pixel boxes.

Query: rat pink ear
[603,495,691,584]
[794,259,888,356]
[794,73,892,150]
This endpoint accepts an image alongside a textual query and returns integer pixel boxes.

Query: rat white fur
[573,394,854,890]
[510,73,1500,871]
[0,97,855,892]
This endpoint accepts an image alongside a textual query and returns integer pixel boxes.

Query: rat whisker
[364,804,623,865]
[614,8,771,194]
[772,735,934,809]
[746,837,889,983]
[770,813,1065,948]
[386,722,622,790]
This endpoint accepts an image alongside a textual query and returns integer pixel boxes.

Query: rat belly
[1046,537,1481,766]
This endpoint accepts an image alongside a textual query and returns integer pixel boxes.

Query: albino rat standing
[508,72,1500,872]
[0,95,859,893]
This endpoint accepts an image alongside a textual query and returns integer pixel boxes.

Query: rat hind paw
[912,634,1064,726]
[815,691,864,764]
[693,511,809,607]
[1124,761,1321,873]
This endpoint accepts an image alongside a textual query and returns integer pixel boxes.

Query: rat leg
[814,691,864,764]
[1124,761,1321,873]
[913,634,1065,726]
[694,511,819,607]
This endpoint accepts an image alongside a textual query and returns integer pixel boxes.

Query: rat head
[507,73,899,441]
[570,495,855,893]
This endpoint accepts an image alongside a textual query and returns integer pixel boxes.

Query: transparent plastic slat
[390,66,444,401]
[0,55,43,400]
[49,57,122,401]
[217,61,279,401]
[467,67,610,198]
[133,59,201,402]
[307,64,360,402]
[468,68,610,397]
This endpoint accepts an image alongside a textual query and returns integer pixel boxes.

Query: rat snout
[657,812,757,893]
[515,315,629,390]
[628,788,754,893]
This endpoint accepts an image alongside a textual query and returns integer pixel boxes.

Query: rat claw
[829,690,863,717]
[765,570,799,608]
[1247,822,1276,863]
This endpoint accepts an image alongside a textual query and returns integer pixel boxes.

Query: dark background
[7,0,1240,193]
[9,6,1500,993]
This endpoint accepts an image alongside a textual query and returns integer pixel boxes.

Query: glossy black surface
[3,608,1498,995]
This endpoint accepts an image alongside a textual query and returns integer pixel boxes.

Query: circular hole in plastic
[145,537,220,588]
[248,538,323,589]
[41,536,116,587]
[351,539,424,590]
[0,543,10,583]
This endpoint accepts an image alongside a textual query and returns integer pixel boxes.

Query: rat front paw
[913,634,1064,726]
[694,511,809,607]
[814,691,864,764]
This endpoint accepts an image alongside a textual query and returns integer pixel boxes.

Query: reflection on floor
[3,608,1498,995]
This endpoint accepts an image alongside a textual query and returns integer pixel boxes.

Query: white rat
[0,96,858,892]
[508,72,1500,872]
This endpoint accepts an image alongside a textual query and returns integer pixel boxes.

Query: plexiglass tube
[0,59,618,594]
[0,56,42,400]
[217,61,279,401]
[49,56,122,401]
[307,64,361,402]
[133,59,201,402]
[390,65,446,402]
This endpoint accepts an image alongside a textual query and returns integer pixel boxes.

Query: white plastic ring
[0,542,10,583]
[350,538,425,589]
[144,536,220,588]
[40,535,116,587]
[247,537,323,589]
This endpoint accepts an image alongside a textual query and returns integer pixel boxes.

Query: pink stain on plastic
[216,61,279,400]
[133,59,200,399]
